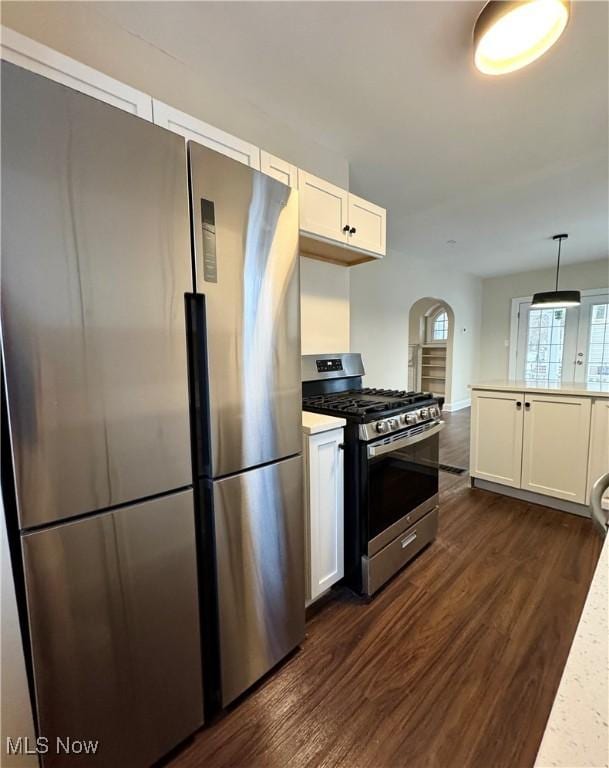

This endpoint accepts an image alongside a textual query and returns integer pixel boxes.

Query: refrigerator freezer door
[22,490,203,768]
[22,513,134,768]
[1,62,192,529]
[189,144,301,478]
[113,491,203,765]
[211,455,304,705]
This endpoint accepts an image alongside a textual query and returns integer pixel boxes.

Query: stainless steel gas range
[302,353,444,596]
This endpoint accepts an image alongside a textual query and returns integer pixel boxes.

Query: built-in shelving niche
[420,343,447,396]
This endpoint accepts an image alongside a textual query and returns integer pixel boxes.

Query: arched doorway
[408,297,455,404]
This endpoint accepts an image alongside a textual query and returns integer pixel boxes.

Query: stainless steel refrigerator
[187,143,304,708]
[1,62,203,767]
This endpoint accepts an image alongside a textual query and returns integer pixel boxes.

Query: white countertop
[302,411,346,435]
[535,534,609,768]
[470,380,609,397]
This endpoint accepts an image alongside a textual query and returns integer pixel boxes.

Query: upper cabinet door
[470,390,524,487]
[521,394,591,503]
[260,150,297,188]
[298,169,349,243]
[0,27,153,119]
[153,99,260,169]
[348,193,386,255]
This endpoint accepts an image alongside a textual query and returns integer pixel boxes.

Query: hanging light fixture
[474,0,571,76]
[531,234,580,308]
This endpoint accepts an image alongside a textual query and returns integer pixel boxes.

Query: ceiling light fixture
[474,0,570,76]
[531,234,580,308]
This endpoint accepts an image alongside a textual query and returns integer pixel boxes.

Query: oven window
[367,433,439,541]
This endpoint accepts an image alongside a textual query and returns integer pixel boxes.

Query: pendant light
[531,234,580,308]
[474,0,571,76]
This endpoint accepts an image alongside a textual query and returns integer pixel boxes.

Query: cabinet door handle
[338,443,344,450]
[525,402,531,409]
[349,227,357,234]
[516,401,522,408]
[342,225,350,233]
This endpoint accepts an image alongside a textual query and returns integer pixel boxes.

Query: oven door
[366,421,443,556]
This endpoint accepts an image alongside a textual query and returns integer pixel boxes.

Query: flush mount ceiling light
[531,234,581,308]
[474,0,570,75]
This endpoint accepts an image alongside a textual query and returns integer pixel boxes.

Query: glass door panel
[574,295,609,384]
[516,304,577,384]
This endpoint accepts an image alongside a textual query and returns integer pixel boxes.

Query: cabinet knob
[338,443,344,450]
[342,225,350,233]
[349,227,356,234]
[516,401,522,408]
[525,402,531,409]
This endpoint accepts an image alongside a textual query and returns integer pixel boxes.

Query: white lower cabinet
[521,394,591,503]
[303,421,344,604]
[587,399,609,507]
[471,388,597,507]
[470,390,524,487]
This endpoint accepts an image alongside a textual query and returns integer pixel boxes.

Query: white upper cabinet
[470,390,524,487]
[298,170,349,243]
[297,169,386,264]
[152,100,260,169]
[260,150,298,188]
[0,27,153,119]
[521,394,591,504]
[347,193,386,256]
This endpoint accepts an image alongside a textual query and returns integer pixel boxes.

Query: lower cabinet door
[304,428,345,603]
[470,390,524,487]
[212,455,304,706]
[587,399,609,506]
[521,394,592,503]
[22,490,203,768]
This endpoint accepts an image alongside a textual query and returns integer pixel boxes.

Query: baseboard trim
[472,478,591,519]
[443,398,471,413]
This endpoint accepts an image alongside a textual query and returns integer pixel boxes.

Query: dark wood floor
[169,409,602,768]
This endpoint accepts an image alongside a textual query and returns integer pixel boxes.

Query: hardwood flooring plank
[166,409,602,768]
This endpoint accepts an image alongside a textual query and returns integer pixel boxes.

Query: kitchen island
[469,380,609,516]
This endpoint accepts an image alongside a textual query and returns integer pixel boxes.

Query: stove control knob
[419,408,429,420]
[430,405,439,419]
[376,420,389,434]
[406,412,418,425]
[388,418,399,430]
[399,413,408,426]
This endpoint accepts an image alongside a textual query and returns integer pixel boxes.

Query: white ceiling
[97,1,608,277]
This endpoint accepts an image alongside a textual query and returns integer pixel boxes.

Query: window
[431,310,448,341]
[523,308,566,384]
[512,290,609,384]
[586,303,609,384]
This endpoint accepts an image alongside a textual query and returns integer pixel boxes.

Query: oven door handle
[367,420,445,459]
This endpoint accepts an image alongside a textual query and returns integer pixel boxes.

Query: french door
[574,296,609,384]
[515,291,609,385]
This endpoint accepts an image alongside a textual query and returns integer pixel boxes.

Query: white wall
[480,258,609,379]
[350,249,482,407]
[300,257,350,354]
[1,2,349,188]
